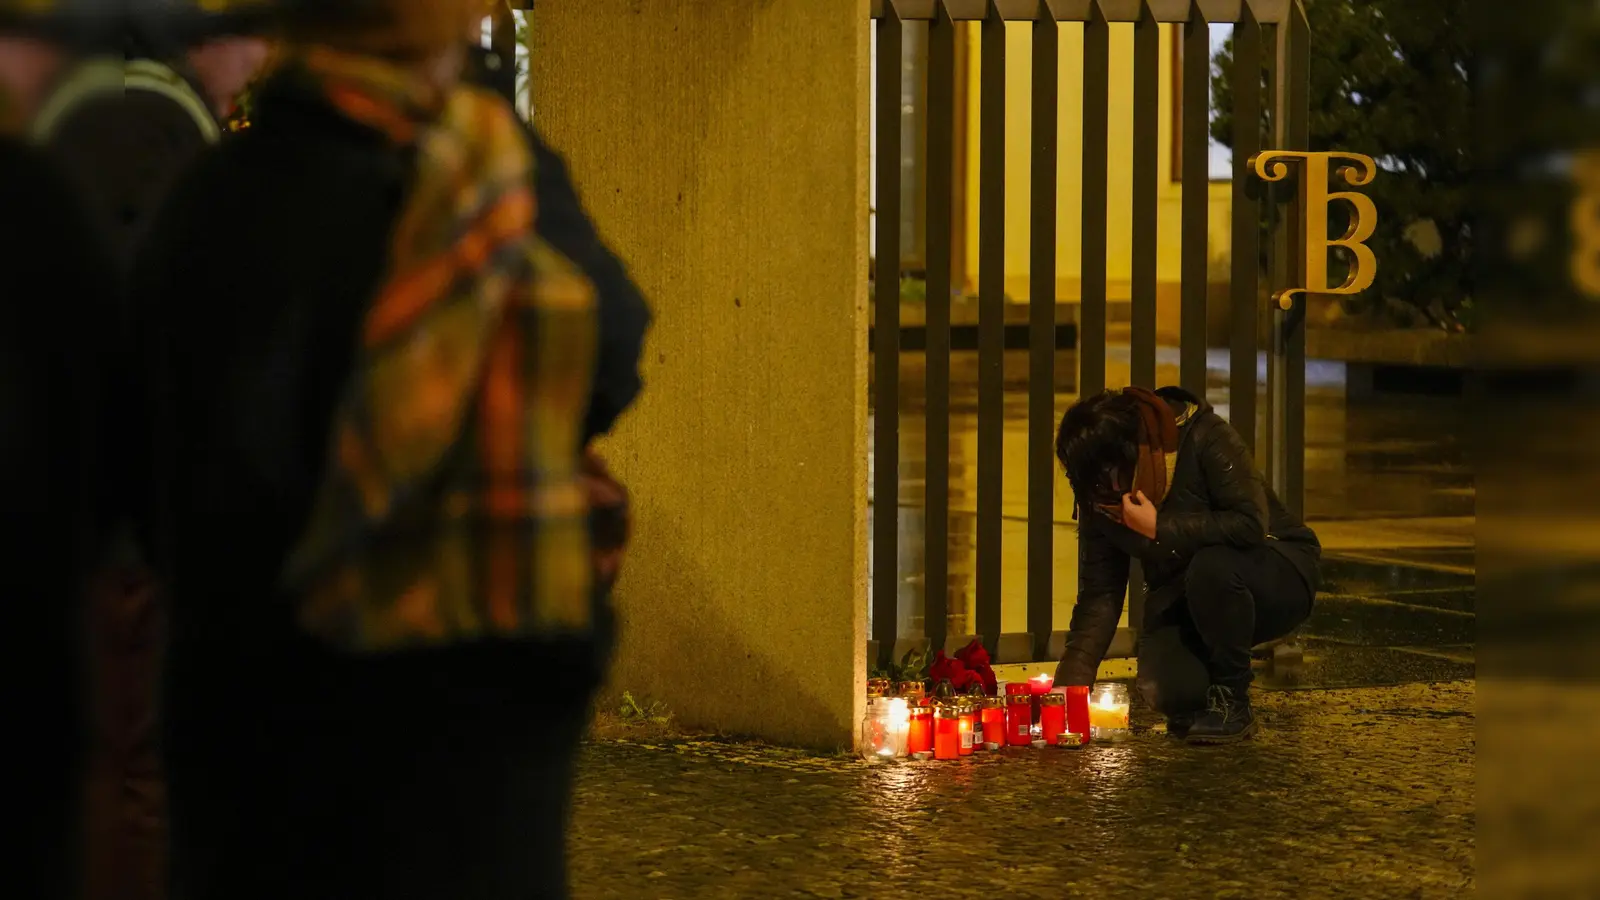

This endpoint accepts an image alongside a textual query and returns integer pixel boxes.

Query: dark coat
[42,57,221,900]
[131,75,650,640]
[129,76,648,897]
[0,136,117,900]
[1058,386,1320,686]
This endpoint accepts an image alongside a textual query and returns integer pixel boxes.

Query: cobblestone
[570,681,1475,899]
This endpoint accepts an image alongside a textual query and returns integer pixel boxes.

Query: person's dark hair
[1055,390,1141,505]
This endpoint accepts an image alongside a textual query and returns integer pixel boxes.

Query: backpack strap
[32,57,221,145]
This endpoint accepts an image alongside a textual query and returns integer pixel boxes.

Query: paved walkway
[570,681,1475,899]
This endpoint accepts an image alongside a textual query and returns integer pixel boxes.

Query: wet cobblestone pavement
[570,681,1475,899]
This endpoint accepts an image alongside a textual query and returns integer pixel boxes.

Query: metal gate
[870,0,1311,668]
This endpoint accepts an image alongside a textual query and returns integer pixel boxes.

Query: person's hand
[1121,490,1157,540]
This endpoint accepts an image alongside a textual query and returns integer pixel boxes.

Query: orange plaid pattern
[281,48,598,652]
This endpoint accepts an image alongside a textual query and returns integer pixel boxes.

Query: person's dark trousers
[83,564,167,900]
[164,631,603,900]
[1136,544,1315,717]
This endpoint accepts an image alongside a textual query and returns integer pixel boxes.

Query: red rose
[954,638,990,671]
[929,651,975,694]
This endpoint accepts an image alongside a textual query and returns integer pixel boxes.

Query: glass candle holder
[1089,682,1131,741]
[867,677,892,699]
[906,700,934,756]
[858,698,891,761]
[898,681,927,702]
[980,696,1006,749]
[933,702,962,760]
[1039,691,1067,745]
[885,697,910,757]
[957,698,977,757]
[858,697,911,761]
[1005,692,1033,746]
[1065,685,1092,743]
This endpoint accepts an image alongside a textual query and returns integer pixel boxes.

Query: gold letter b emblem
[1249,151,1380,310]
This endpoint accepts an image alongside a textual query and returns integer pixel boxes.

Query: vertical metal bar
[1124,1,1161,645]
[1229,2,1262,453]
[925,1,956,656]
[1179,1,1210,396]
[873,5,904,669]
[1282,0,1309,517]
[1080,1,1110,398]
[907,35,930,272]
[976,0,1006,652]
[1027,2,1059,663]
[1264,20,1283,491]
[1130,2,1159,389]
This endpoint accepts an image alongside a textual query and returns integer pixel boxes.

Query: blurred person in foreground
[36,4,272,898]
[33,6,273,898]
[37,0,273,268]
[0,1,118,896]
[131,1,646,897]
[1052,387,1321,744]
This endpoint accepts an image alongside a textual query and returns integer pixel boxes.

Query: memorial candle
[1005,693,1033,746]
[1028,673,1054,727]
[1065,685,1091,744]
[980,697,1006,749]
[957,699,976,757]
[1039,691,1067,745]
[907,700,933,755]
[933,703,961,760]
[1090,683,1131,741]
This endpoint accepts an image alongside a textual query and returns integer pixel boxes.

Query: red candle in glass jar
[907,702,933,755]
[933,704,961,760]
[1029,674,1055,696]
[1005,693,1033,746]
[957,701,977,756]
[980,697,1006,748]
[1040,691,1067,745]
[1065,685,1091,743]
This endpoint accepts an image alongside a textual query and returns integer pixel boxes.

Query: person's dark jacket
[0,136,117,900]
[129,73,648,899]
[131,75,651,605]
[1057,386,1320,686]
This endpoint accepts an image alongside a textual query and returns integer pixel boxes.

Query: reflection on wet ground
[572,681,1476,898]
[869,346,1475,690]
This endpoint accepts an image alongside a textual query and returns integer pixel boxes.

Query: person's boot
[1185,684,1257,745]
[1165,713,1196,739]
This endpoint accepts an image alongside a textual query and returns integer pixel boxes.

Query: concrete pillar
[530,0,870,749]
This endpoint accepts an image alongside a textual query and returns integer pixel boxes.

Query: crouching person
[1051,387,1320,744]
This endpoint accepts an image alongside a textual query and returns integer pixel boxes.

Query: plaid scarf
[281,48,599,653]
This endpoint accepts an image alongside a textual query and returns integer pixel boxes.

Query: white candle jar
[859,697,910,761]
[1089,682,1131,741]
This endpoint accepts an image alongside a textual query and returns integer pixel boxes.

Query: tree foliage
[1211,0,1471,330]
